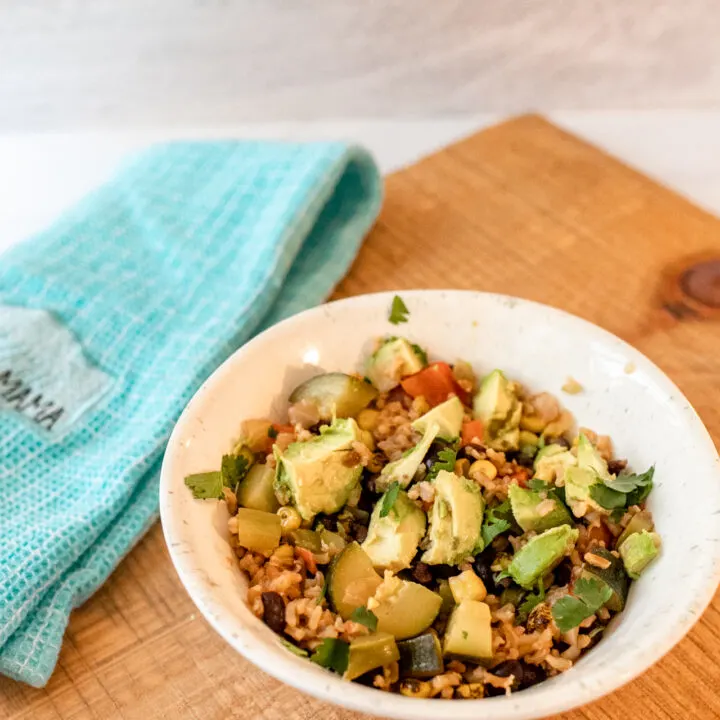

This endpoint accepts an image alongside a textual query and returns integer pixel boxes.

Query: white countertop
[1,112,718,254]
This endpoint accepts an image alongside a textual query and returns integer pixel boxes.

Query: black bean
[553,559,573,587]
[261,592,286,634]
[518,662,546,689]
[351,524,368,544]
[314,514,338,532]
[430,563,460,580]
[411,561,433,585]
[472,552,497,591]
[608,458,628,475]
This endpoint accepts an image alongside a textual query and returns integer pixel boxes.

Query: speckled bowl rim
[160,290,720,720]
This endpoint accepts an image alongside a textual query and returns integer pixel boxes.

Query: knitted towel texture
[0,140,382,686]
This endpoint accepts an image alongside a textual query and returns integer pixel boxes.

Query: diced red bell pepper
[401,362,470,407]
[295,546,317,575]
[461,420,485,447]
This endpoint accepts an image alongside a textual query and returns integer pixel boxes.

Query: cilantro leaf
[221,453,250,489]
[388,295,410,325]
[268,425,278,439]
[379,482,400,518]
[310,638,350,674]
[589,483,626,509]
[184,471,224,499]
[623,466,655,506]
[427,447,457,481]
[609,507,625,524]
[518,579,545,622]
[604,466,655,495]
[481,500,513,547]
[551,577,612,632]
[318,574,329,605]
[411,343,428,365]
[350,606,378,631]
[527,478,548,491]
[280,638,309,657]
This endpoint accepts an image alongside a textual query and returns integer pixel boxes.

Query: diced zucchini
[328,542,382,620]
[617,510,654,549]
[236,464,279,513]
[397,631,444,679]
[443,600,492,662]
[449,569,487,603]
[235,508,282,556]
[289,372,378,422]
[319,528,347,553]
[580,547,629,612]
[288,529,322,553]
[370,576,442,639]
[345,632,400,680]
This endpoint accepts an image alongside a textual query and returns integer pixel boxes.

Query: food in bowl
[184,321,661,699]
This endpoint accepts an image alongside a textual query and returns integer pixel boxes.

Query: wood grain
[2,115,719,720]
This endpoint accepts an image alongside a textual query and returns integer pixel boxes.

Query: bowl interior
[160,290,720,720]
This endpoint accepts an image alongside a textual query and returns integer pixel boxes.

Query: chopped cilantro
[604,465,654,495]
[268,425,278,439]
[379,481,401,518]
[527,478,548,491]
[388,295,410,325]
[411,343,428,365]
[310,638,350,674]
[481,499,512,547]
[350,606,378,632]
[609,507,625,524]
[589,483,627,510]
[184,471,224,500]
[427,447,457,481]
[318,574,329,604]
[221,453,250,489]
[517,579,545,622]
[551,577,612,632]
[280,638,308,657]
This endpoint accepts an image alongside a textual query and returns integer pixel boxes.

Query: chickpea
[276,505,302,532]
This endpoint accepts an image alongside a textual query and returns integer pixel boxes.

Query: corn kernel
[449,569,487,603]
[357,408,380,432]
[469,459,497,481]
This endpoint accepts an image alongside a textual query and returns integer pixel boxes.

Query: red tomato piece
[401,362,469,407]
[461,420,485,447]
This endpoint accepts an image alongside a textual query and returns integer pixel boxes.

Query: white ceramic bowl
[160,290,720,720]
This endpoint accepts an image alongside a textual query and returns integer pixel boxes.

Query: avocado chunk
[411,396,464,442]
[274,417,363,521]
[509,482,572,533]
[564,466,606,517]
[443,600,492,662]
[362,489,427,571]
[507,525,579,589]
[617,510,654,549]
[368,575,442,639]
[619,530,661,579]
[533,444,578,484]
[472,369,521,451]
[289,372,378,422]
[376,421,439,491]
[345,632,400,680]
[328,542,382,620]
[421,470,484,565]
[397,631,444,679]
[576,432,613,482]
[366,337,427,392]
[580,547,629,611]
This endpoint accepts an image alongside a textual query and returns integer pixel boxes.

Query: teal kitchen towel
[0,140,382,687]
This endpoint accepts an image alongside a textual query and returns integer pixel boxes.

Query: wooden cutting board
[2,115,719,720]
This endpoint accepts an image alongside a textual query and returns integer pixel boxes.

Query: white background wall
[2,0,719,131]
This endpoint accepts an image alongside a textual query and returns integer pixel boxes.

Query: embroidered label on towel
[0,305,113,437]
